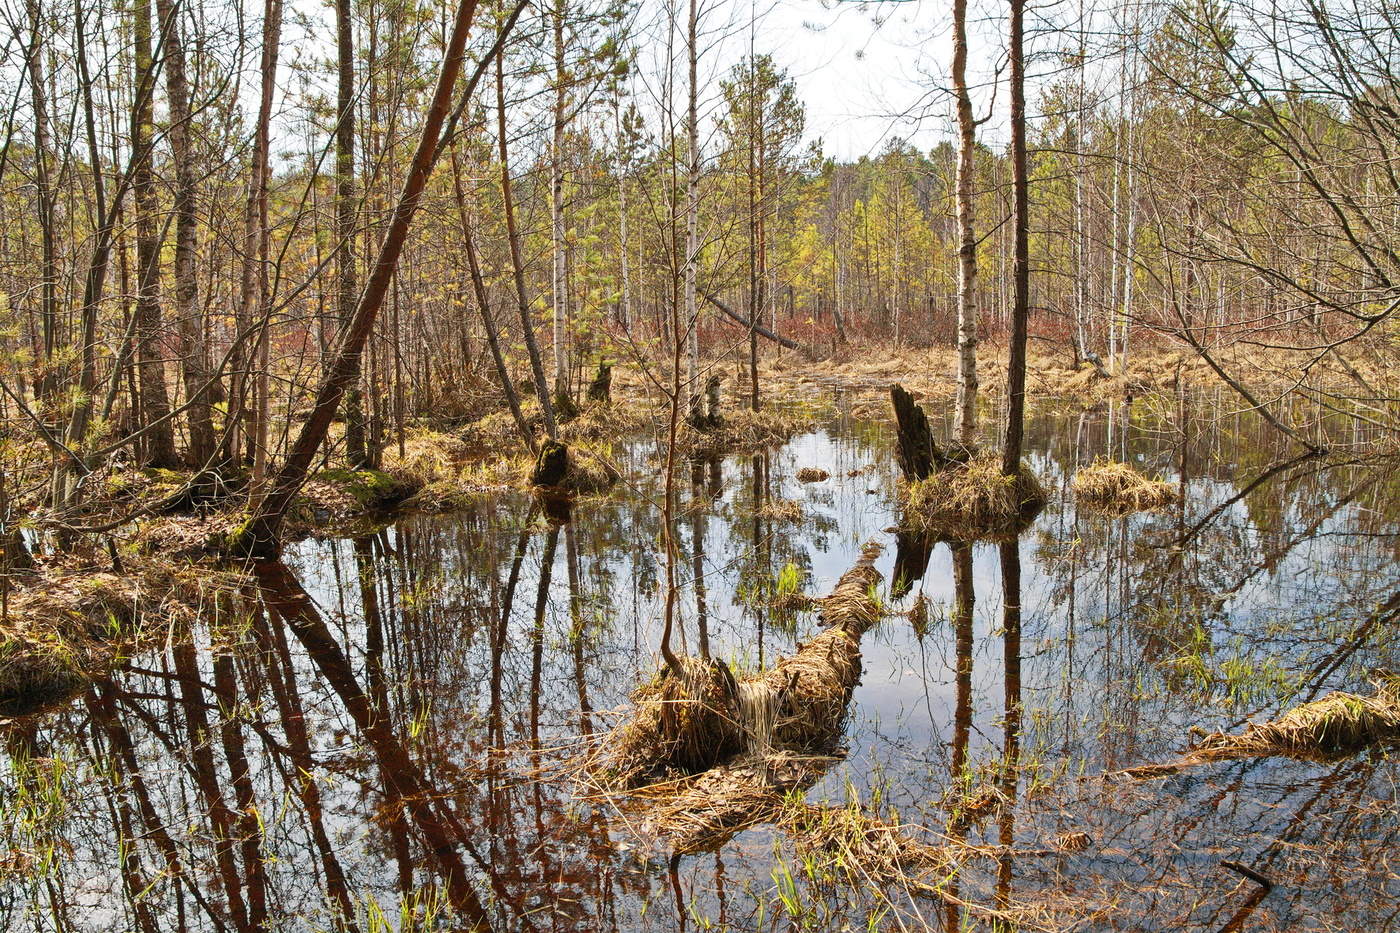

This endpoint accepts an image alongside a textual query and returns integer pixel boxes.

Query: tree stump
[586,362,612,404]
[890,384,944,481]
[530,439,569,488]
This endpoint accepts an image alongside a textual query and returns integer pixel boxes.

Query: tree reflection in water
[1,393,1397,931]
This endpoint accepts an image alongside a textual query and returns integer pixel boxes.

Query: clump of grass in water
[899,454,1046,542]
[1191,675,1400,762]
[1072,457,1178,515]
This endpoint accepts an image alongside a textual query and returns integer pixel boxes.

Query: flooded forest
[0,0,1397,928]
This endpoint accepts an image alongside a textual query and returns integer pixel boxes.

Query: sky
[636,0,1094,163]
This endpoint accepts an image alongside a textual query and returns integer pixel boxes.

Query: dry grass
[796,467,830,482]
[1190,677,1400,762]
[676,406,813,456]
[780,799,959,892]
[1073,458,1178,515]
[556,444,621,495]
[586,543,884,793]
[755,498,802,522]
[626,753,826,854]
[381,429,471,488]
[0,560,249,716]
[899,455,1046,542]
[593,656,747,789]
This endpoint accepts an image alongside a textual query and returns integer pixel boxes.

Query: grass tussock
[899,455,1046,542]
[0,561,248,716]
[1189,676,1400,762]
[755,498,802,522]
[796,467,829,482]
[676,406,813,456]
[558,445,620,495]
[596,656,746,789]
[1073,458,1178,515]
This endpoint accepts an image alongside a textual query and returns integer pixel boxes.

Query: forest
[0,0,1396,927]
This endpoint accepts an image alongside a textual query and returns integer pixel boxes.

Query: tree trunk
[131,0,179,469]
[336,0,368,467]
[236,0,485,553]
[550,0,573,418]
[685,0,701,422]
[24,0,58,411]
[156,0,218,470]
[448,145,536,454]
[497,47,559,439]
[952,0,980,447]
[1001,0,1030,478]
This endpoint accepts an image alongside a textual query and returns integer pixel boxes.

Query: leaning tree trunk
[496,48,558,440]
[235,0,485,554]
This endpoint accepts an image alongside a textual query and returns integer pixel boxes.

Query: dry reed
[1189,677,1400,762]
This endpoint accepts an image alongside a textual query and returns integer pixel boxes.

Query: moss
[313,468,409,507]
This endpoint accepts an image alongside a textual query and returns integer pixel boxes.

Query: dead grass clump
[755,498,802,522]
[562,403,650,443]
[0,561,246,716]
[587,543,884,794]
[780,799,958,892]
[1073,458,1178,515]
[596,656,746,789]
[796,467,829,482]
[457,404,545,453]
[381,429,470,488]
[900,455,1046,542]
[677,406,812,456]
[1189,677,1400,762]
[634,754,825,854]
[559,446,620,495]
[761,628,861,752]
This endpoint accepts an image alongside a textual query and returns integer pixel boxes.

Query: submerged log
[890,384,944,481]
[589,542,884,838]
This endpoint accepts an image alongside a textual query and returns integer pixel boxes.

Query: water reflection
[1,392,1397,930]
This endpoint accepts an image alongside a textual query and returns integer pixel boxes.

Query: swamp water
[2,392,1397,931]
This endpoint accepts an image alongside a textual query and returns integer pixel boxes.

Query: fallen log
[702,293,803,351]
[584,542,884,849]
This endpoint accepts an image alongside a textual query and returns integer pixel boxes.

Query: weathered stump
[890,384,944,481]
[554,387,580,423]
[586,362,612,404]
[530,439,569,488]
[688,374,726,431]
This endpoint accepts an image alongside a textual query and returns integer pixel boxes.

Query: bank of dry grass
[0,559,249,716]
[1190,677,1400,762]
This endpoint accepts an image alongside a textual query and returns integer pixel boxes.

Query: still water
[2,391,1397,931]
